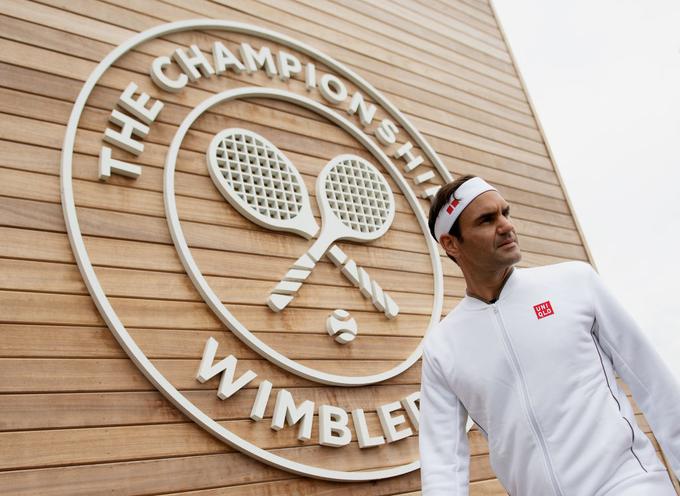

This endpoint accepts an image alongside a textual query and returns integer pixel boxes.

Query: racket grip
[267,251,318,312]
[325,245,400,319]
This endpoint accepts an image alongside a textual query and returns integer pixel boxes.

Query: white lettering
[376,118,399,146]
[414,170,436,185]
[98,146,141,181]
[173,44,215,82]
[277,50,302,81]
[305,62,316,91]
[271,389,314,441]
[103,109,149,156]
[118,81,163,125]
[319,405,352,447]
[421,185,441,202]
[250,380,273,421]
[347,91,377,127]
[394,141,424,172]
[239,43,278,77]
[377,400,413,443]
[212,41,245,74]
[401,391,420,431]
[319,74,348,104]
[351,408,385,448]
[150,56,188,93]
[196,337,257,400]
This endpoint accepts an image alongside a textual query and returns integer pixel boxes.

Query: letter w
[196,337,257,399]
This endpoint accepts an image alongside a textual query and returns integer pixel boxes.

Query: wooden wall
[0,0,677,494]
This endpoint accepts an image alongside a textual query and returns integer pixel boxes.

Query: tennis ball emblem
[326,309,358,344]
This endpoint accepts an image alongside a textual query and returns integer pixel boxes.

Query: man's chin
[501,246,522,266]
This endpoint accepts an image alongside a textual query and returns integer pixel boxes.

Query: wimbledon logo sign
[61,20,451,481]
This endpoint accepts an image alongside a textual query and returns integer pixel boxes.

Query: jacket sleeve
[586,263,680,478]
[419,343,470,495]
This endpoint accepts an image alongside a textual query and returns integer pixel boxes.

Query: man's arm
[586,263,680,477]
[419,345,470,495]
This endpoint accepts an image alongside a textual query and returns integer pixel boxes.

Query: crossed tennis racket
[206,128,399,319]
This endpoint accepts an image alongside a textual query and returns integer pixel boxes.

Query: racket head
[206,128,318,239]
[316,154,395,243]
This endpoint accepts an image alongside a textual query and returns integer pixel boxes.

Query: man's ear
[439,233,460,259]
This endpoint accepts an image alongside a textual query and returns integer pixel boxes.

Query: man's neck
[464,266,515,304]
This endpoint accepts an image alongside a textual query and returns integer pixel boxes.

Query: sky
[493,0,680,381]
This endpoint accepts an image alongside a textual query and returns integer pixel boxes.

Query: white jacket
[419,261,680,495]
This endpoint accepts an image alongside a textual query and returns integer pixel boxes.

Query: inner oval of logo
[164,87,441,386]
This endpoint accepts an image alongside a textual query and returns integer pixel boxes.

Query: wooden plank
[0,452,444,496]
[257,0,513,77]
[0,419,419,470]
[245,0,511,66]
[0,386,647,432]
[0,325,423,360]
[0,385,421,431]
[0,223,462,298]
[0,135,575,232]
[0,42,548,178]
[2,0,536,127]
[0,194,587,275]
[395,0,501,35]
[0,34,551,172]
[362,0,507,52]
[0,155,572,256]
[0,258,445,315]
[0,64,555,204]
[0,356,423,393]
[0,289,434,334]
[0,134,573,235]
[0,136,572,235]
[0,33,540,145]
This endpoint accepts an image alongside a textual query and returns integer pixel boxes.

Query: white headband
[433,177,497,242]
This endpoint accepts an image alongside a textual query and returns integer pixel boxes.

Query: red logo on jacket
[533,301,554,319]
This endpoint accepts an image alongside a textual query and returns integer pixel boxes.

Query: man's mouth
[498,238,516,248]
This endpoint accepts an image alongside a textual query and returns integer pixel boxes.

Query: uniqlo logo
[533,301,554,319]
[446,198,460,214]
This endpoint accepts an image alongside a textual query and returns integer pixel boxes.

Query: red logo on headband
[446,198,460,215]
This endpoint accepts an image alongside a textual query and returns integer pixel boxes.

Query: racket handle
[325,245,400,319]
[267,251,318,312]
[267,244,399,319]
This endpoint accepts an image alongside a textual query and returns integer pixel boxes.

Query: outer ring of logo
[165,87,442,386]
[60,20,450,481]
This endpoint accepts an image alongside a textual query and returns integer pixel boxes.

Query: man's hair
[427,174,477,264]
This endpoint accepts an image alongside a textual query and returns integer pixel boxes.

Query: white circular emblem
[61,20,448,481]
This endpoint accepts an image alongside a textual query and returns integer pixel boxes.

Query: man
[419,175,680,495]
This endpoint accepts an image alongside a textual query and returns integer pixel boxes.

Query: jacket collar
[461,266,519,310]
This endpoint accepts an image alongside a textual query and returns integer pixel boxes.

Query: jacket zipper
[492,303,564,496]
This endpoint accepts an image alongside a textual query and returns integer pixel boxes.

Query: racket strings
[324,158,391,233]
[213,132,304,221]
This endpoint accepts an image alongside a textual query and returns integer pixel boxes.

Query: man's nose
[497,215,514,233]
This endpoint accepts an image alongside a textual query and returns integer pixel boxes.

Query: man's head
[428,176,521,271]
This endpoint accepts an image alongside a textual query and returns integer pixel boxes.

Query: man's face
[441,191,521,272]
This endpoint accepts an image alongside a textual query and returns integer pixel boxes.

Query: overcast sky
[493,0,680,381]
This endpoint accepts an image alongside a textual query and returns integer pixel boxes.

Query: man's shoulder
[521,260,594,281]
[423,302,478,357]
